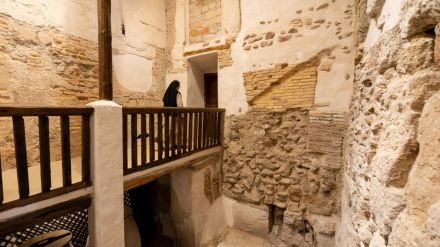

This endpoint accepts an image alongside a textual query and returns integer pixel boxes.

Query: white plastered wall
[167,0,356,115]
[170,163,228,247]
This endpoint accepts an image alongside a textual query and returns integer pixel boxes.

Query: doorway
[187,52,218,108]
[204,73,218,108]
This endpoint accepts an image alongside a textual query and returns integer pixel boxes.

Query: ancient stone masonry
[223,109,346,246]
[217,46,233,69]
[242,2,354,51]
[308,111,346,171]
[0,13,165,169]
[337,0,440,246]
[0,13,99,170]
[189,0,221,44]
[243,60,318,110]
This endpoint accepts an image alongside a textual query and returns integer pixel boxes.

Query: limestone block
[233,201,269,236]
[366,0,385,18]
[435,24,440,68]
[400,0,440,38]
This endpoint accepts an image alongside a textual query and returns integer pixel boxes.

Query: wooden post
[38,116,51,192]
[98,0,113,100]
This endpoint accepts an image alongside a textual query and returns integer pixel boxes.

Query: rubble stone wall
[337,0,440,246]
[223,109,346,246]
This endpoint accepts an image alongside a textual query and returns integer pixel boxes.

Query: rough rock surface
[337,0,440,246]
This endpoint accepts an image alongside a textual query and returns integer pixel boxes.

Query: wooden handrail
[123,107,226,114]
[0,107,93,116]
[122,107,225,175]
[0,107,93,211]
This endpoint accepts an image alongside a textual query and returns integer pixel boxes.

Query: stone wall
[164,0,356,246]
[0,1,166,170]
[243,60,318,110]
[337,0,440,246]
[188,0,222,44]
[223,109,346,246]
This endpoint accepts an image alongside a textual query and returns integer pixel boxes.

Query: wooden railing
[122,107,225,175]
[0,107,93,211]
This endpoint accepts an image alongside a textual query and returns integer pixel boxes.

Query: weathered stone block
[435,24,440,68]
[233,202,269,236]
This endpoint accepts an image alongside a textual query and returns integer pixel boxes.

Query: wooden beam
[98,0,113,100]
[0,181,90,212]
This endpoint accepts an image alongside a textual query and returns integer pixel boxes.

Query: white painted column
[88,100,125,247]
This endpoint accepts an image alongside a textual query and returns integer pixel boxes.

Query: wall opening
[187,52,218,108]
[204,73,218,108]
[125,177,175,247]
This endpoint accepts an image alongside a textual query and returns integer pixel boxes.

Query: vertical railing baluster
[188,113,193,152]
[219,111,225,145]
[206,112,209,147]
[194,113,199,150]
[0,152,3,205]
[212,112,216,145]
[61,116,72,186]
[81,115,91,183]
[165,113,170,158]
[157,113,163,160]
[131,114,138,168]
[210,112,213,145]
[171,113,176,156]
[123,114,128,171]
[207,112,212,147]
[38,116,51,192]
[141,114,147,165]
[215,111,220,145]
[183,113,188,153]
[202,112,208,148]
[197,112,202,150]
[214,112,218,145]
[177,113,182,155]
[149,113,155,162]
[13,116,29,198]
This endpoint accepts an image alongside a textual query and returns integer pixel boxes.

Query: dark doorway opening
[204,73,218,108]
[126,177,175,247]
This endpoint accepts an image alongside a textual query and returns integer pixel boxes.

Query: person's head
[170,80,180,91]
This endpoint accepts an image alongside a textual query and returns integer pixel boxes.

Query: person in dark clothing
[163,80,183,107]
[129,80,184,247]
[137,80,183,139]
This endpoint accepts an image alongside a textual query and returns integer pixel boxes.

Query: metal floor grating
[0,209,88,247]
